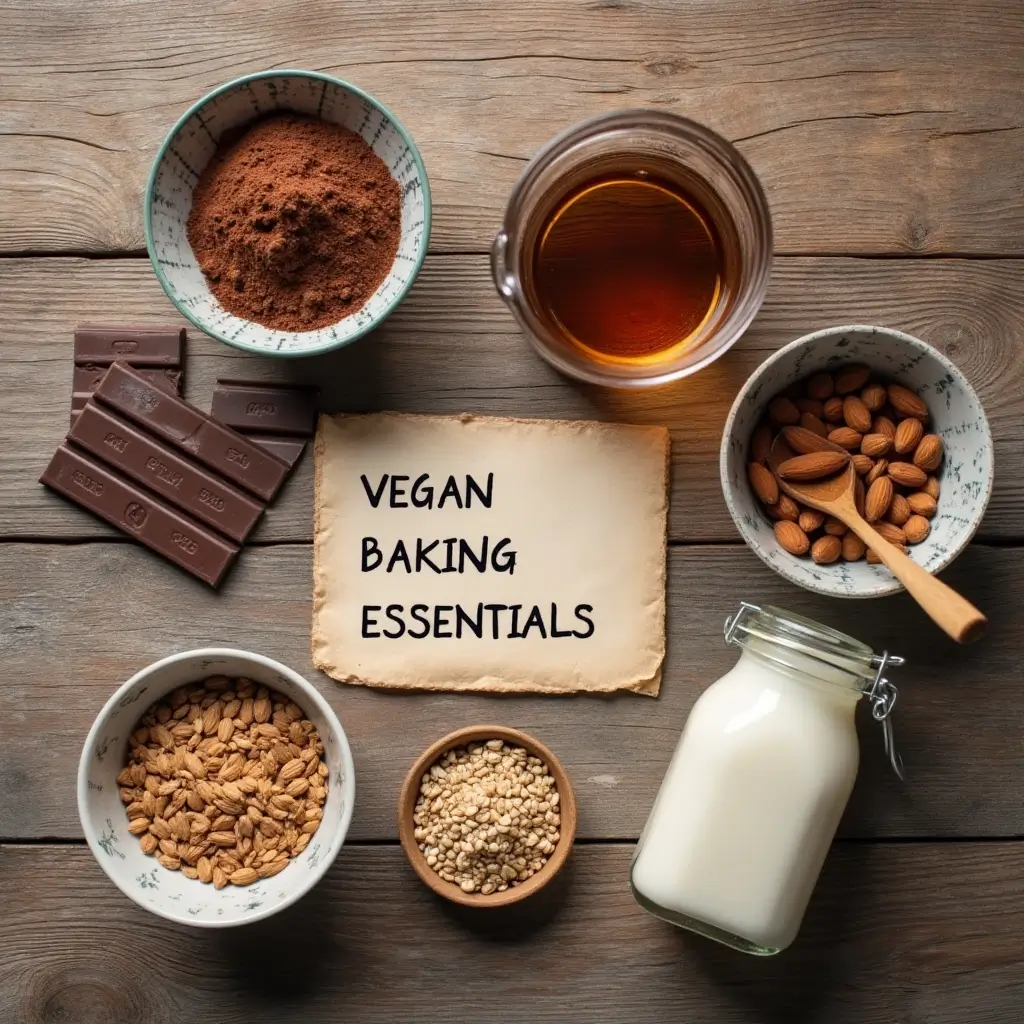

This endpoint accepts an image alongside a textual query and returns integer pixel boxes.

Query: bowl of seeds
[398,726,577,907]
[78,648,355,927]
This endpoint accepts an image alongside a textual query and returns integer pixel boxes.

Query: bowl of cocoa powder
[145,70,430,357]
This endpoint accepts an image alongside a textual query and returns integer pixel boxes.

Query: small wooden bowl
[398,725,577,908]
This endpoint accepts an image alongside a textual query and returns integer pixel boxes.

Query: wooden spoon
[769,436,986,644]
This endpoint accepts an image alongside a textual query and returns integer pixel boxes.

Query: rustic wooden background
[2,1,1022,1021]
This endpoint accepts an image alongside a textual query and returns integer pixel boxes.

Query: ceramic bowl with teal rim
[145,70,430,357]
[78,648,355,927]
[720,325,993,598]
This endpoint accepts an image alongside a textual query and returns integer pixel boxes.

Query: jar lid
[724,601,906,779]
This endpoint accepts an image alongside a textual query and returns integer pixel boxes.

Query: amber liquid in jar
[529,172,725,366]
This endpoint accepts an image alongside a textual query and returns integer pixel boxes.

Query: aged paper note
[312,412,668,695]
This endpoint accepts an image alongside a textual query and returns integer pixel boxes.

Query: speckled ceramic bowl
[78,648,355,927]
[720,325,993,598]
[145,69,430,357]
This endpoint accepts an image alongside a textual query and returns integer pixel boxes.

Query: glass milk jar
[630,602,904,955]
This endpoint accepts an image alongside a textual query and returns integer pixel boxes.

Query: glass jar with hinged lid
[630,601,904,955]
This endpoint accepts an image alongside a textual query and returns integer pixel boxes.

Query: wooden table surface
[2,2,1022,1021]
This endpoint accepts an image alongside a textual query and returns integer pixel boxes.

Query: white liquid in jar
[630,646,861,953]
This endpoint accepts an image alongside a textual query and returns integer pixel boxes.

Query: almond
[872,415,897,440]
[806,372,835,400]
[149,818,171,841]
[860,383,887,412]
[913,434,943,472]
[842,395,872,434]
[777,451,850,481]
[201,704,221,736]
[822,396,845,423]
[781,425,836,455]
[828,427,863,451]
[768,494,800,522]
[824,516,848,536]
[238,698,255,725]
[866,458,889,485]
[924,475,941,499]
[796,398,825,417]
[800,412,829,438]
[893,417,924,454]
[750,423,773,464]
[904,514,932,545]
[768,396,801,426]
[835,364,871,394]
[908,492,938,518]
[861,433,892,458]
[774,520,810,555]
[888,493,911,527]
[841,532,867,561]
[888,462,928,489]
[888,383,929,420]
[230,867,260,886]
[874,521,907,546]
[852,454,873,476]
[196,857,214,884]
[864,476,894,522]
[798,509,825,533]
[811,535,842,565]
[854,478,866,517]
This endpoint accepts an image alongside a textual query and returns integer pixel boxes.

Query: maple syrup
[528,172,725,366]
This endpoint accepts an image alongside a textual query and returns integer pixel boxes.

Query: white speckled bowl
[78,648,355,927]
[720,325,993,598]
[145,69,430,357]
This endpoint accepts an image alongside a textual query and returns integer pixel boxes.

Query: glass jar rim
[724,602,907,778]
[724,602,896,694]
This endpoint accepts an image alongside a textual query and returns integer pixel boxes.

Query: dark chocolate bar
[245,435,307,469]
[71,366,183,425]
[94,363,290,502]
[211,382,318,436]
[68,401,264,544]
[40,444,239,586]
[74,364,182,396]
[74,323,185,367]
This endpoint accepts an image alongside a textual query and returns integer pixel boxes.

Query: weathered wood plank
[2,255,1022,541]
[0,0,1022,254]
[0,543,1018,841]
[1,842,1022,1023]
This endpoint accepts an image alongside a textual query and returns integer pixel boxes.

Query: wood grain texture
[2,842,1023,1023]
[0,0,1022,254]
[3,255,1022,542]
[1,542,1018,841]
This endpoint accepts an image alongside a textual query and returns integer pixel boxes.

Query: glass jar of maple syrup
[491,111,772,388]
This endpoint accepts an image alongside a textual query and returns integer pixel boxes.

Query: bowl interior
[398,725,577,908]
[721,326,992,598]
[79,649,354,926]
[146,71,429,356]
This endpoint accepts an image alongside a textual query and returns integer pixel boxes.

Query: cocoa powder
[187,113,400,332]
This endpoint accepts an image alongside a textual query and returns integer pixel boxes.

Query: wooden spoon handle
[847,517,987,643]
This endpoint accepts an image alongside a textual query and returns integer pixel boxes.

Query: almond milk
[630,603,904,954]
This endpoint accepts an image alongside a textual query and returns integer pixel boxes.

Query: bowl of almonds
[78,648,355,926]
[720,325,993,598]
